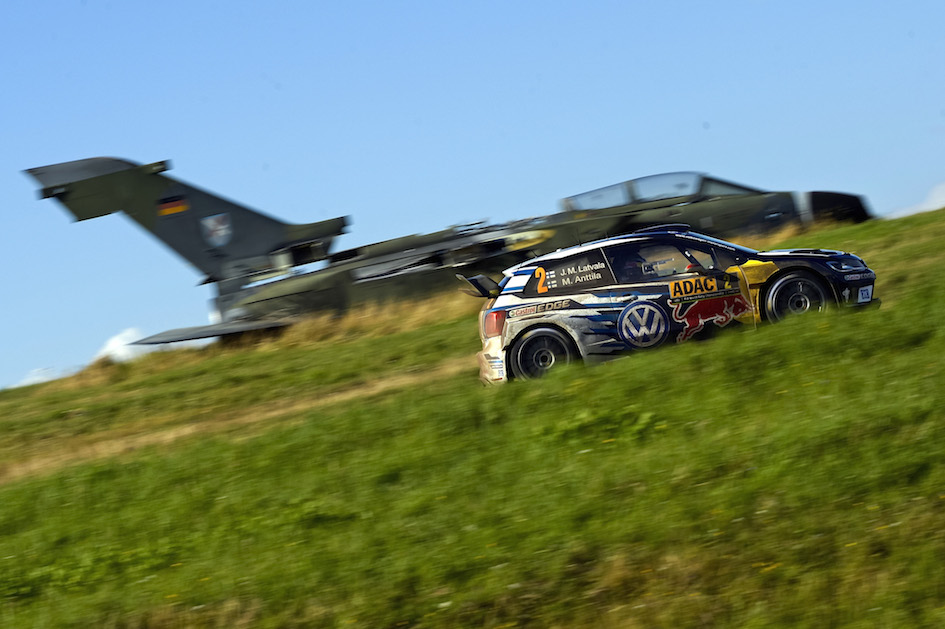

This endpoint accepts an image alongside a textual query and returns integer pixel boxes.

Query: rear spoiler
[456,273,501,298]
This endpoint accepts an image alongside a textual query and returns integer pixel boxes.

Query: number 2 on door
[535,267,548,293]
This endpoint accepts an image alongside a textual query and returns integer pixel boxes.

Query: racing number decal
[532,266,557,294]
[535,267,548,293]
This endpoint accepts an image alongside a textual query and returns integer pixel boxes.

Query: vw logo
[617,301,668,349]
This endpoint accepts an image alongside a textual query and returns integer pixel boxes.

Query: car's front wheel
[508,328,575,380]
[763,271,830,321]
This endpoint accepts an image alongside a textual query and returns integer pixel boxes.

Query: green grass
[1,210,944,627]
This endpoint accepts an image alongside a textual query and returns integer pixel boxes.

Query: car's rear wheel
[763,271,830,321]
[509,328,575,380]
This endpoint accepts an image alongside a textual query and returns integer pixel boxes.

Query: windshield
[565,182,630,211]
[563,172,704,211]
[562,172,764,211]
[631,172,702,202]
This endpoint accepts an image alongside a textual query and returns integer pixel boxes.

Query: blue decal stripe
[583,314,618,323]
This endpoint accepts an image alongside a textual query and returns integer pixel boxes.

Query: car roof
[504,225,715,274]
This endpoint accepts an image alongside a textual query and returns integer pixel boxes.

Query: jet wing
[134,319,293,345]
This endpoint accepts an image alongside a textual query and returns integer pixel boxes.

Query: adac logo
[670,276,718,299]
[617,301,668,349]
[201,213,233,248]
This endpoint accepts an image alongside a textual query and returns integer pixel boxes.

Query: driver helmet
[622,253,647,273]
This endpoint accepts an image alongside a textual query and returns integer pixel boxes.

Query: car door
[660,240,756,342]
[603,239,755,348]
[510,247,620,357]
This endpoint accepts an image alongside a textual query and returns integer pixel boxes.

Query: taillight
[483,309,507,337]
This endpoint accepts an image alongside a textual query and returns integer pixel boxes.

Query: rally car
[460,224,878,383]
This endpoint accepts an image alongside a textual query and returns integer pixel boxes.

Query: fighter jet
[25,158,870,344]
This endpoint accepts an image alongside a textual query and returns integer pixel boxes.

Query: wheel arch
[758,266,836,322]
[505,322,583,380]
[507,321,582,356]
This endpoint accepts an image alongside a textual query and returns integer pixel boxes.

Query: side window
[606,244,651,283]
[605,241,726,283]
[689,249,715,269]
[606,242,692,282]
[708,246,739,269]
[682,245,718,270]
[638,244,691,277]
[522,249,615,296]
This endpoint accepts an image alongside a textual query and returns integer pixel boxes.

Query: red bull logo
[671,294,752,342]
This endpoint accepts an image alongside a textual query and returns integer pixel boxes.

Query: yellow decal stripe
[737,260,780,286]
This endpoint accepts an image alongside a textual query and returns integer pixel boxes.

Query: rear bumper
[478,337,508,384]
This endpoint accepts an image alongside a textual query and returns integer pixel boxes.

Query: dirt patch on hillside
[0,355,475,485]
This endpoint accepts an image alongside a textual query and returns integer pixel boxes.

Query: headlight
[827,258,867,272]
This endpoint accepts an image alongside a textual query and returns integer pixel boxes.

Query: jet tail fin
[25,157,348,285]
[27,158,169,220]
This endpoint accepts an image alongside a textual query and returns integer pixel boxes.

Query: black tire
[508,327,575,380]
[763,271,830,321]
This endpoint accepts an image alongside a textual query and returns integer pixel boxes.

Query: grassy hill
[1,209,944,628]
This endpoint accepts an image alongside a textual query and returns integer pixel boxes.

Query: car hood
[755,248,845,259]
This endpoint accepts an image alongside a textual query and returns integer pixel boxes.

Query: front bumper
[834,278,877,309]
[846,297,881,311]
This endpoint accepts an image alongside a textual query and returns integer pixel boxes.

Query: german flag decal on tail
[157,196,189,216]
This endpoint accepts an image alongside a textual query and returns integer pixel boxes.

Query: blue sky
[2,0,944,388]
